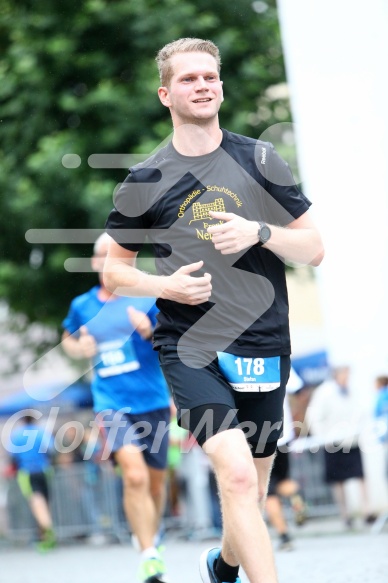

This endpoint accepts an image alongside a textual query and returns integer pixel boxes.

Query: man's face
[158,51,224,125]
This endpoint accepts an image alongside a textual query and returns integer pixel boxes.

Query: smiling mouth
[193,98,212,103]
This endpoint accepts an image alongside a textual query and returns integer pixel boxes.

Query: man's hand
[77,325,98,358]
[160,260,212,305]
[127,306,153,340]
[207,211,259,254]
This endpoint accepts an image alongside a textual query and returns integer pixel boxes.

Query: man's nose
[195,76,208,90]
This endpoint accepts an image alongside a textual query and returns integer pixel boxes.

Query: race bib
[95,338,140,378]
[217,352,281,392]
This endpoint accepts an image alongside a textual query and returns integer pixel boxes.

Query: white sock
[141,546,159,560]
[132,534,161,553]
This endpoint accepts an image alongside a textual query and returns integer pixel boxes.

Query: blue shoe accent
[199,548,221,583]
[199,547,241,583]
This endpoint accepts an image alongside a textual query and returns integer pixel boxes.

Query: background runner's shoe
[199,547,241,583]
[36,528,57,553]
[290,494,307,526]
[278,532,293,551]
[138,554,169,583]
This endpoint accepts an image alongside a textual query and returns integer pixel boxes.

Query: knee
[122,467,148,491]
[221,458,257,497]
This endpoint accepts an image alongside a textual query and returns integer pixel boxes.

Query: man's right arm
[103,238,213,305]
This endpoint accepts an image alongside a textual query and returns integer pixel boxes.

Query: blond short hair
[156,37,221,87]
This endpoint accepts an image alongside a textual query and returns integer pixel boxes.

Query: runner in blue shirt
[9,414,56,551]
[62,233,171,583]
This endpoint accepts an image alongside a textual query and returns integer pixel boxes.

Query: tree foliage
[0,0,290,331]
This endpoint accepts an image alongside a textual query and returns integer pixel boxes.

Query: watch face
[260,225,271,242]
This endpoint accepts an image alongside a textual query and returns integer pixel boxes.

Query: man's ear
[158,86,171,107]
[90,256,99,272]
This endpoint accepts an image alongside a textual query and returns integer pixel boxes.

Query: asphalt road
[1,521,387,583]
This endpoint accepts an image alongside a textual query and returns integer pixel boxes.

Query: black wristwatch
[257,221,271,247]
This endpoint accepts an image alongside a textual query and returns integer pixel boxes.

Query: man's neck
[172,122,223,156]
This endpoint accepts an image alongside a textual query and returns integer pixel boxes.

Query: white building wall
[278,0,388,512]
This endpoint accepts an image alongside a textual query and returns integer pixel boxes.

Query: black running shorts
[158,345,290,456]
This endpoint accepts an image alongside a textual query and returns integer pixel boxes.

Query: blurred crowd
[2,366,388,550]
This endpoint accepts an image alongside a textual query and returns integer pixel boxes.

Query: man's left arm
[207,210,324,267]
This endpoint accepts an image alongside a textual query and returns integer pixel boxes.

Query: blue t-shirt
[9,424,52,473]
[62,287,170,414]
[375,387,388,442]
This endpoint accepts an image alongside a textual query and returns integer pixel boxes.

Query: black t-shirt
[106,129,311,357]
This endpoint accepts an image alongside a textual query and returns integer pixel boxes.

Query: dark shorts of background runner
[30,472,49,500]
[158,346,290,457]
[324,446,364,483]
[19,472,49,501]
[97,407,170,470]
[267,448,290,495]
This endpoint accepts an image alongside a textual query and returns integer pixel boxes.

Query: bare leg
[29,492,53,531]
[266,495,289,536]
[203,429,278,583]
[332,481,348,523]
[276,478,299,498]
[276,478,306,525]
[115,445,165,550]
[253,456,274,513]
[148,466,168,535]
[167,467,181,516]
[356,478,370,520]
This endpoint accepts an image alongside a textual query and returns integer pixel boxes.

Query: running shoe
[290,494,307,526]
[278,532,293,551]
[138,554,169,583]
[36,529,57,553]
[199,547,241,583]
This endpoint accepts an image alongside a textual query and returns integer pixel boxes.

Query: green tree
[0,0,289,333]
